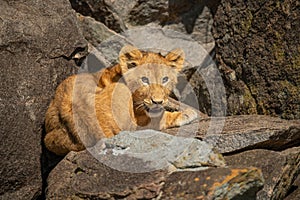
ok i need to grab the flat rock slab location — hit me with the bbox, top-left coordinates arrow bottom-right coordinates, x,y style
165,115 -> 300,153
225,147 -> 300,200
87,130 -> 225,173
46,151 -> 263,200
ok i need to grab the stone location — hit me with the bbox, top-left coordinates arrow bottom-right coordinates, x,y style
46,151 -> 167,199
69,0 -> 127,32
225,147 -> 300,200
213,0 -> 300,119
164,115 -> 300,153
46,141 -> 263,199
76,13 -> 118,47
87,130 -> 225,173
70,0 -> 218,52
162,167 -> 264,200
284,175 -> 300,200
45,115 -> 299,199
0,0 -> 87,199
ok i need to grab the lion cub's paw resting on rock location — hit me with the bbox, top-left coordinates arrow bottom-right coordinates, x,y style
44,45 -> 199,155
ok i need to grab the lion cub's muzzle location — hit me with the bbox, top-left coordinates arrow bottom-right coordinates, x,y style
143,84 -> 169,117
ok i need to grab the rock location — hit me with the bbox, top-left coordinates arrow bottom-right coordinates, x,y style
87,130 -> 225,173
284,175 -> 300,200
46,139 -> 263,199
165,115 -> 300,153
213,0 -> 300,119
162,167 -> 264,200
0,0 -> 87,199
70,0 -> 127,32
46,151 -> 167,199
225,147 -> 300,200
70,0 -> 218,52
76,13 -> 118,47
45,116 -> 299,199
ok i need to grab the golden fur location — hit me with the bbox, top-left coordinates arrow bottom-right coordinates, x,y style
44,46 -> 198,155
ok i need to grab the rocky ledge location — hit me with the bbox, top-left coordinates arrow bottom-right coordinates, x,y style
46,115 -> 300,199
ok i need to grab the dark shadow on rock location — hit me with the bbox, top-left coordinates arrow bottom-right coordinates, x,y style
167,0 -> 221,34
40,124 -> 64,200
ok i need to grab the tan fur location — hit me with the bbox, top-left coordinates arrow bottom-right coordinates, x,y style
44,46 -> 198,155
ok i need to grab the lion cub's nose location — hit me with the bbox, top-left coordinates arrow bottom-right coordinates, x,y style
151,98 -> 163,105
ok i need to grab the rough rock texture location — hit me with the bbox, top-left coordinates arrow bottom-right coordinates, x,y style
284,175 -> 300,200
46,150 -> 263,200
162,167 -> 263,200
225,147 -> 300,200
76,13 -> 118,47
213,0 -> 300,119
87,130 -> 225,173
0,0 -> 87,199
165,115 -> 300,153
46,151 -> 167,199
70,0 -> 217,52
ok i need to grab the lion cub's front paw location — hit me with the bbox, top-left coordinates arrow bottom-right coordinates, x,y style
178,108 -> 199,126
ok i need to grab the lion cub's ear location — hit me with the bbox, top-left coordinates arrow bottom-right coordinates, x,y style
165,48 -> 185,72
119,45 -> 143,73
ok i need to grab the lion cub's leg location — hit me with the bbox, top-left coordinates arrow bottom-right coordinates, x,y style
44,128 -> 85,156
163,108 -> 198,129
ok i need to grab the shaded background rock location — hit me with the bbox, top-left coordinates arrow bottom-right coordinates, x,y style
70,0 -> 218,53
213,0 -> 300,119
0,0 -> 87,199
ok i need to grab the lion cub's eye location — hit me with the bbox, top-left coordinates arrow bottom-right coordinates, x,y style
162,76 -> 169,84
141,76 -> 150,85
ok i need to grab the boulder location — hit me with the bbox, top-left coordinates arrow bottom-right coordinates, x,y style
87,130 -> 225,173
70,0 -> 218,52
46,131 -> 264,199
165,115 -> 300,153
0,0 -> 87,199
213,0 -> 300,119
225,147 -> 300,200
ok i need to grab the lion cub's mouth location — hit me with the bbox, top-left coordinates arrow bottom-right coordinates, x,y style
146,105 -> 164,117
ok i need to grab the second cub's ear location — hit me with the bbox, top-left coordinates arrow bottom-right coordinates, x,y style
165,48 -> 185,72
119,45 -> 143,73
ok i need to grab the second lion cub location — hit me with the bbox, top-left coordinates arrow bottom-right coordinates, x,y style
44,45 -> 198,155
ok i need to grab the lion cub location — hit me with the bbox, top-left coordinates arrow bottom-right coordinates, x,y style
44,46 -> 198,155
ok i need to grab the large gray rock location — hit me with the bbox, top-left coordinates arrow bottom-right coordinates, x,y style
213,0 -> 300,119
0,0 -> 87,199
87,130 -> 225,173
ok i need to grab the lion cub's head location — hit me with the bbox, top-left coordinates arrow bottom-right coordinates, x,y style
119,45 -> 185,117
